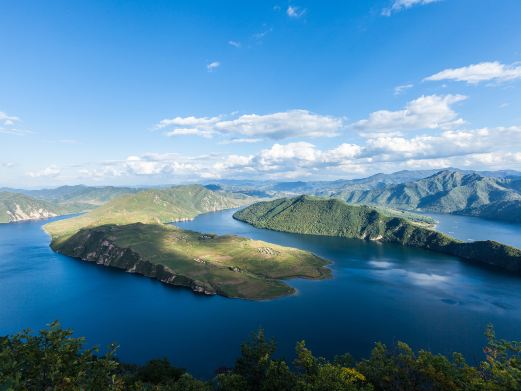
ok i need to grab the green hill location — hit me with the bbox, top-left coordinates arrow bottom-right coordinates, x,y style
0,192 -> 66,223
333,170 -> 521,223
0,185 -> 141,223
234,196 -> 521,273
45,184 -> 251,244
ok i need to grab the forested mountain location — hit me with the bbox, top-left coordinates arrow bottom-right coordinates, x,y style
333,170 -> 521,222
234,196 -> 521,273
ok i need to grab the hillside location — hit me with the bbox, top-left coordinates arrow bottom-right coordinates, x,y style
234,196 -> 521,273
45,184 -> 252,244
0,192 -> 64,223
458,200 -> 521,223
335,170 -> 521,221
0,185 -> 141,223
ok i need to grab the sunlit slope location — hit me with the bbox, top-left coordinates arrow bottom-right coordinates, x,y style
234,196 -> 521,273
51,223 -> 330,299
0,192 -> 64,223
45,184 -> 250,243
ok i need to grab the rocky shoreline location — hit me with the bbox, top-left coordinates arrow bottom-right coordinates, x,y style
51,229 -> 217,296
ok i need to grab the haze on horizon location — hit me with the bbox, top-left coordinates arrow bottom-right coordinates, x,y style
1,0 -> 521,188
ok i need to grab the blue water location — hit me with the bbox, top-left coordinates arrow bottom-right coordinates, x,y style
423,212 -> 521,249
1,211 -> 521,378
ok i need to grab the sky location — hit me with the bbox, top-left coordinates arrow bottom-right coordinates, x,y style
1,0 -> 521,188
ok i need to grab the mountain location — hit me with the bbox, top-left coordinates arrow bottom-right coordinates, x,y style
0,185 -> 142,223
234,196 -> 521,273
0,192 -> 65,223
208,168 -> 521,199
7,185 -> 140,211
334,170 -> 521,221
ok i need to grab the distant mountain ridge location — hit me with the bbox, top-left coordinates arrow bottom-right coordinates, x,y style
334,170 -> 521,223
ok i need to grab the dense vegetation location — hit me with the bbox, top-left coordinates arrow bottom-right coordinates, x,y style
234,196 -> 521,273
49,223 -> 330,299
1,322 -> 520,390
333,170 -> 521,223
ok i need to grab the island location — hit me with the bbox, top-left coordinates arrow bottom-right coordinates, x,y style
44,185 -> 331,299
233,195 -> 521,273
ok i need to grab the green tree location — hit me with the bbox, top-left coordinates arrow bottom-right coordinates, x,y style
234,329 -> 276,390
0,321 -> 123,390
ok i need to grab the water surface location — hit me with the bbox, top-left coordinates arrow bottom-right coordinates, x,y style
1,211 -> 520,378
423,212 -> 521,248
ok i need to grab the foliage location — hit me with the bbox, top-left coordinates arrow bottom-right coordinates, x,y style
234,196 -> 521,273
1,323 -> 520,390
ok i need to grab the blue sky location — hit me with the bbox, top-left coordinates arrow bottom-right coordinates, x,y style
1,0 -> 521,187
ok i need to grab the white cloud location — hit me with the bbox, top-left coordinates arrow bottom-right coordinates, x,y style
27,165 -> 61,178
165,128 -> 215,138
382,0 -> 440,16
219,138 -> 262,144
1,162 -> 15,168
394,83 -> 413,95
0,111 -> 31,136
228,40 -> 241,48
287,5 -> 306,18
206,61 -> 220,72
26,123 -> 521,184
425,61 -> 521,84
0,111 -> 19,126
156,109 -> 344,140
352,94 -> 467,134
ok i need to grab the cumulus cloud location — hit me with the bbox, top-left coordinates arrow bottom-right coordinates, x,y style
424,61 -> 521,84
287,5 -> 306,18
206,61 -> 220,72
156,110 -> 345,140
352,94 -> 466,135
382,0 -> 440,16
31,124 -> 521,183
